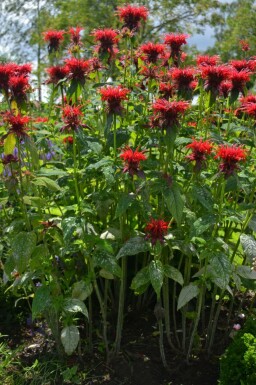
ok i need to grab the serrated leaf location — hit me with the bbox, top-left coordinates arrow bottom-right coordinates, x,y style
131,266 -> 150,291
116,236 -> 150,259
63,298 -> 88,317
190,215 -> 216,237
164,183 -> 184,225
93,249 -> 121,277
236,266 -> 256,280
149,260 -> 164,298
11,232 -> 37,273
177,284 -> 199,310
240,234 -> 256,262
192,186 -> 213,211
32,286 -> 52,320
61,325 -> 80,355
114,193 -> 135,218
4,133 -> 16,155
164,265 -> 184,285
209,253 -> 232,289
72,281 -> 93,301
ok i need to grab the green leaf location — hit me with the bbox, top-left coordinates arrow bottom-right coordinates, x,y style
32,285 -> 52,320
11,232 -> 37,273
61,325 -> 80,355
23,196 -> 46,207
93,249 -> 121,277
149,260 -> 164,298
62,217 -> 77,243
131,266 -> 150,292
192,186 -> 213,211
248,216 -> 256,232
24,136 -> 39,169
37,168 -> 68,177
0,163 -> 4,174
236,266 -> 256,280
32,176 -> 61,191
177,284 -> 199,310
190,215 -> 216,237
163,265 -> 184,285
116,236 -> 150,259
4,133 -> 16,155
63,298 -> 88,318
72,281 -> 93,301
240,234 -> 256,262
164,183 -> 184,225
114,193 -> 135,218
209,253 -> 232,289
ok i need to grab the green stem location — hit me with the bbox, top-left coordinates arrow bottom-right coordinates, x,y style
72,131 -> 81,211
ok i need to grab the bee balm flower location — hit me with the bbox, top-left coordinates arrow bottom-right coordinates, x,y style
215,144 -> 247,177
120,146 -> 147,177
117,4 -> 148,31
145,218 -> 169,245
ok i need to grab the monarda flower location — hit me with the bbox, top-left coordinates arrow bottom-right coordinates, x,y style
151,99 -> 189,130
159,82 -> 174,99
170,67 -> 197,96
117,4 -> 148,31
164,33 -> 189,66
196,55 -> 220,67
215,144 -> 247,177
92,28 -> 119,59
61,105 -> 86,132
46,65 -> 69,84
63,136 -> 74,145
120,146 -> 147,177
43,30 -> 65,53
229,60 -> 250,72
139,42 -> 166,64
99,85 -> 129,115
0,62 -> 17,93
9,75 -> 30,101
186,138 -> 212,171
219,80 -> 232,98
4,113 -> 30,137
239,40 -> 250,52
69,27 -> 83,46
201,65 -> 231,95
65,57 -> 91,83
145,218 -> 169,245
230,69 -> 251,96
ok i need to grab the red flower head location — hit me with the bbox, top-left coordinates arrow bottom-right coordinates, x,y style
229,60 -> 250,72
15,63 -> 32,77
140,65 -> 159,80
1,154 -> 19,165
145,218 -> 169,245
9,75 -> 30,100
186,138 -> 212,171
92,28 -> 119,59
65,57 -> 91,83
120,146 -> 147,177
239,40 -> 250,52
117,4 -> 148,31
63,135 -> 74,144
139,42 -> 166,64
196,55 -> 220,67
99,85 -> 129,115
61,105 -> 85,132
201,65 -> 232,95
151,99 -> 189,130
164,33 -> 189,65
240,101 -> 256,119
69,27 -> 83,46
43,30 -> 65,53
4,113 -> 30,137
159,82 -> 174,99
239,94 -> 256,112
0,62 -> 17,93
230,69 -> 251,95
46,65 -> 69,84
170,67 -> 196,95
219,80 -> 232,98
215,144 -> 247,177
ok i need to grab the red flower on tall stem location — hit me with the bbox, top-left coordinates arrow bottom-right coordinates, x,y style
215,144 -> 247,177
164,33 -> 189,66
9,75 -> 30,100
219,80 -> 232,98
92,28 -> 119,59
186,138 -> 212,171
229,60 -> 250,72
230,69 -> 251,95
43,30 -> 65,53
69,27 -> 83,46
4,113 -> 30,137
139,42 -> 166,64
0,63 -> 17,93
65,57 -> 91,83
239,40 -> 250,52
159,82 -> 174,99
99,85 -> 129,115
120,146 -> 147,177
15,64 -> 32,77
117,4 -> 148,31
145,218 -> 169,245
151,99 -> 189,130
46,65 -> 69,84
61,105 -> 86,132
196,55 -> 220,67
201,65 -> 232,95
170,67 -> 197,94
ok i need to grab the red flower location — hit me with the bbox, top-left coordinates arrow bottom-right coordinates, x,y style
99,85 -> 129,114
120,146 -> 147,177
219,80 -> 232,98
186,138 -> 212,171
0,62 -> 17,93
61,105 -> 85,132
170,67 -> 196,94
34,117 -> 48,123
164,33 -> 189,65
229,60 -> 250,72
65,57 -> 91,83
240,102 -> 256,119
159,82 -> 174,99
145,218 -> 169,245
239,40 -> 250,52
46,65 -> 69,84
215,144 -> 247,177
230,69 -> 251,95
139,42 -> 166,64
69,27 -> 83,46
92,29 -> 119,59
201,65 -> 231,95
151,99 -> 189,130
117,4 -> 148,31
15,63 -> 32,77
196,55 -> 220,67
9,75 -> 30,100
43,30 -> 65,53
239,94 -> 256,107
140,65 -> 159,80
4,113 -> 30,137
63,136 -> 74,144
